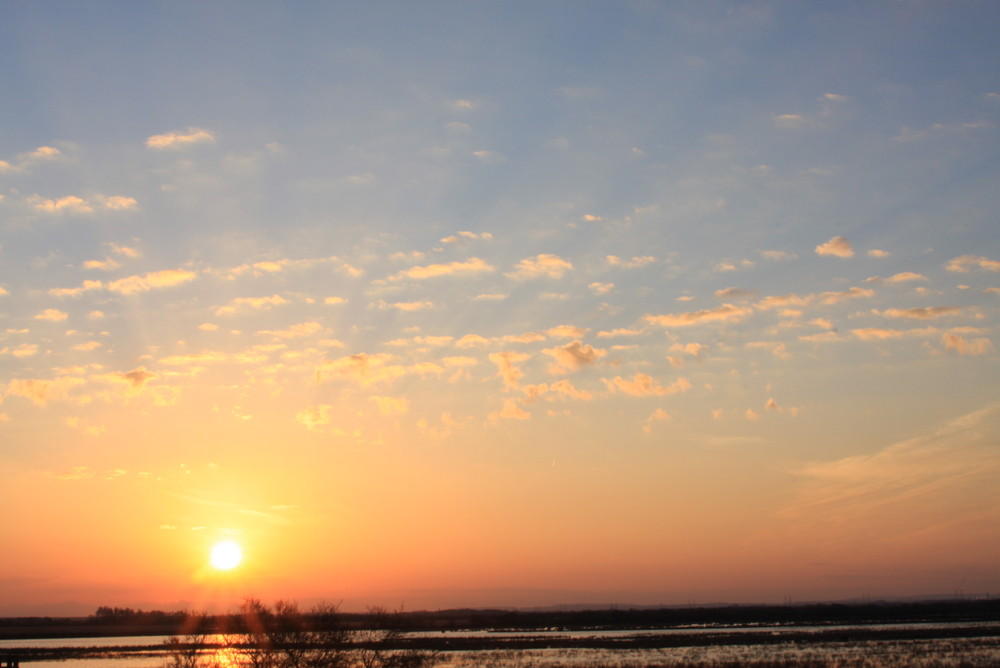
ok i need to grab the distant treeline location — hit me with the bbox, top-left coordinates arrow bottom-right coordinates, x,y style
3,598 -> 1000,640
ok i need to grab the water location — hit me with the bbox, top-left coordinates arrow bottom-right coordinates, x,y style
4,622 -> 1000,667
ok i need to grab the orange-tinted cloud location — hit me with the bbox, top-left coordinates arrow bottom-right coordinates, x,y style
645,304 -> 753,328
815,236 -> 854,258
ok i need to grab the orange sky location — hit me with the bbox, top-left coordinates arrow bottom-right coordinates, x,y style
2,2 -> 999,615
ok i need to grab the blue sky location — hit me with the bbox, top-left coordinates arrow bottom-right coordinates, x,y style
1,1 -> 999,614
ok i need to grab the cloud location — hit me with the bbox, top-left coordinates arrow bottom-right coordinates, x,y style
120,367 -> 157,388
597,327 -> 642,339
546,325 -> 588,338
815,236 -> 854,258
643,408 -> 671,433
488,351 -> 531,390
488,398 -> 530,421
543,340 -> 606,373
370,395 -> 410,416
29,194 -> 137,214
670,342 -> 706,360
108,269 -> 197,294
30,195 -> 93,214
760,250 -> 796,261
316,353 -> 442,387
603,373 -> 691,397
645,304 -> 753,328
868,249 -> 890,258
884,272 -> 927,284
216,294 -> 289,315
779,405 -> 1000,551
393,257 -> 494,280
440,230 -> 494,244
755,293 -> 811,310
946,255 -> 1000,273
941,333 -> 994,356
49,280 -> 103,297
378,300 -> 434,311
296,404 -> 333,431
818,287 -> 874,304
34,308 -> 68,321
606,255 -> 656,269
256,321 -> 324,339
506,254 -> 573,280
851,327 -> 935,341
108,243 -> 140,258
5,377 -> 85,405
523,379 -> 593,402
589,282 -> 614,295
1,344 -> 39,358
456,334 -> 491,348
472,150 -> 504,164
880,306 -> 960,320
714,287 -> 756,299
772,113 -> 810,129
746,341 -> 790,359
84,259 -> 119,271
145,127 -> 216,150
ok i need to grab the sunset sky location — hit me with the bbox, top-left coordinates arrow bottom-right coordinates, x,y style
2,1 -> 999,616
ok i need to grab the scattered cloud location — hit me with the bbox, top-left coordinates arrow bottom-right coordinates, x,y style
392,257 -> 494,280
880,306 -> 961,320
108,269 -> 197,294
815,236 -> 854,258
296,404 -> 333,431
603,373 -> 691,397
941,332 -> 994,356
506,254 -> 573,280
145,127 -> 216,150
946,255 -> 1000,273
884,272 -> 928,284
543,340 -> 606,373
489,351 -> 531,390
488,398 -> 530,421
34,308 -> 68,322
645,304 -> 753,328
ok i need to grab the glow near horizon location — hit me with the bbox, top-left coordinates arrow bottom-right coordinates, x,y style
0,1 -> 999,615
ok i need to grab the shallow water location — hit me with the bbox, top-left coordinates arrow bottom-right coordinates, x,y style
4,623 -> 1000,667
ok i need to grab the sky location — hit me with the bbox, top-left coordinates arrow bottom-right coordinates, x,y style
1,1 -> 999,616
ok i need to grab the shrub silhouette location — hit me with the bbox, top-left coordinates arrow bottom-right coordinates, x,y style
164,599 -> 434,668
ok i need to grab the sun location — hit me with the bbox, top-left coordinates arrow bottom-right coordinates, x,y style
210,540 -> 243,570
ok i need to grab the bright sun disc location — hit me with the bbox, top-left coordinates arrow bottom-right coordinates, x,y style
210,540 -> 243,570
